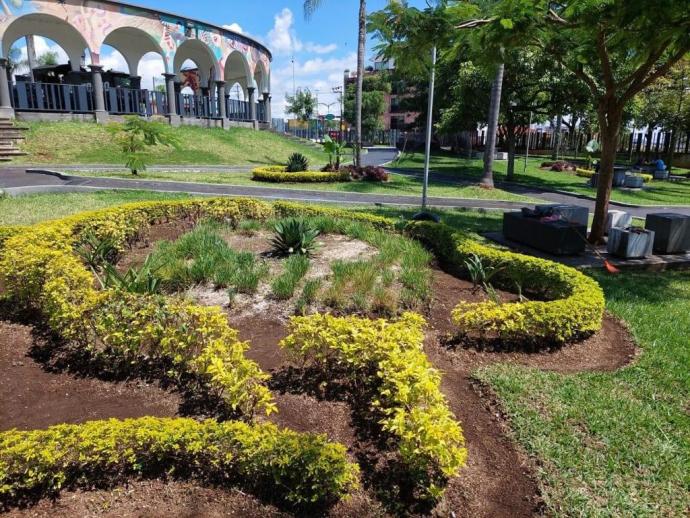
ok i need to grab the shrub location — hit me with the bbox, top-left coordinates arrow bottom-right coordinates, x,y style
270,255 -> 310,300
550,161 -> 576,172
407,221 -> 604,345
0,417 -> 359,509
576,168 -> 595,178
345,165 -> 390,182
0,199 -> 277,417
273,202 -> 396,230
252,167 -> 350,183
270,218 -> 320,256
281,312 -> 467,499
286,153 -> 310,173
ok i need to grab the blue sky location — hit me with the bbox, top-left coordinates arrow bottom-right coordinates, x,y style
12,0 -> 428,117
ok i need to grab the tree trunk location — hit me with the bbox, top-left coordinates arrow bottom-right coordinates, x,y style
644,127 -> 653,162
481,62 -> 504,188
666,129 -> 678,170
354,0 -> 366,167
551,113 -> 562,160
589,106 -> 623,244
26,35 -> 37,83
506,120 -> 516,181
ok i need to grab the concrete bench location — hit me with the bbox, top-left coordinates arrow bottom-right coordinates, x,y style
645,213 -> 690,254
503,211 -> 587,255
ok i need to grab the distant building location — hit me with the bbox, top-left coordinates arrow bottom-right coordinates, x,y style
343,59 -> 419,131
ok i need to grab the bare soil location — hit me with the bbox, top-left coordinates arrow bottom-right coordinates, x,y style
0,222 -> 639,517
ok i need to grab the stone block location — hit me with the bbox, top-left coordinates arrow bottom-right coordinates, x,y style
607,227 -> 654,258
606,210 -> 632,234
645,213 -> 690,254
536,204 -> 589,226
503,211 -> 587,255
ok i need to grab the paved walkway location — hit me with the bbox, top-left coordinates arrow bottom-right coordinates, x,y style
2,155 -> 689,218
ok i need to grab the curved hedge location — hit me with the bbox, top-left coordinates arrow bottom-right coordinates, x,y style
407,221 -> 604,345
281,312 -> 467,498
0,417 -> 359,508
252,166 -> 350,183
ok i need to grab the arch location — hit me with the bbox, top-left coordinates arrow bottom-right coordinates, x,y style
1,13 -> 89,72
227,81 -> 246,101
173,38 -> 219,89
224,50 -> 252,95
101,26 -> 169,76
253,59 -> 269,94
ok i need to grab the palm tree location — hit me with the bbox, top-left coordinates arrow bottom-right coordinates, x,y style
304,0 -> 366,167
481,62 -> 504,188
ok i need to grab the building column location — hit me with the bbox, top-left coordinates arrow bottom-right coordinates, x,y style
89,64 -> 108,124
248,86 -> 257,129
0,59 -> 15,119
263,92 -> 271,126
163,73 -> 180,126
216,80 -> 228,128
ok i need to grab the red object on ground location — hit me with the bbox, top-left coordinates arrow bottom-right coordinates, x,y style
604,260 -> 621,274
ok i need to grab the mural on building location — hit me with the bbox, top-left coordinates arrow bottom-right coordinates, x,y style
0,0 -> 270,91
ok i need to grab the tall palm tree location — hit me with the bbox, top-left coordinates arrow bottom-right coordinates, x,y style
481,62 -> 504,188
304,0 -> 366,167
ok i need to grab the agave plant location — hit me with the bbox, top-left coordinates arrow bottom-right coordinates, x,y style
101,255 -> 162,294
270,219 -> 320,256
286,153 -> 310,173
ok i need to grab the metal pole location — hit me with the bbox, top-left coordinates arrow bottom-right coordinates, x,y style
422,46 -> 437,210
523,110 -> 533,174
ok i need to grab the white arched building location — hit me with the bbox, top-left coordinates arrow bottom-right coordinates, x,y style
0,0 -> 272,128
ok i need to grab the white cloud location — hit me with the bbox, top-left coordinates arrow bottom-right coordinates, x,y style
304,42 -> 338,55
266,8 -> 336,57
223,23 -> 244,34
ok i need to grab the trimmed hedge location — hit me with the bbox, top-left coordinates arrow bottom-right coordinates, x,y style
0,417 -> 359,508
0,198 -> 277,417
252,166 -> 350,183
274,201 -> 397,230
407,222 -> 604,344
281,312 -> 467,498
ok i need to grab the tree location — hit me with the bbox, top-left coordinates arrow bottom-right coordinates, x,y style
285,89 -> 316,122
107,116 -> 180,175
37,51 -> 58,66
474,0 -> 690,243
343,74 -> 390,136
304,0 -> 367,166
481,62 -> 504,188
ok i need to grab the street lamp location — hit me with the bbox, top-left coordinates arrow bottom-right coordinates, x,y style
332,85 -> 344,142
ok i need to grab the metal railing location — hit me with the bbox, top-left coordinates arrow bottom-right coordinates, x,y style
12,81 -> 93,112
10,82 -> 261,123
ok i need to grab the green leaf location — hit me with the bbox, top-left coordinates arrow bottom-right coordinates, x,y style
499,18 -> 514,30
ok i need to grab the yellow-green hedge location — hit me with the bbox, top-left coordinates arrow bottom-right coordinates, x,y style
273,201 -> 396,230
281,312 -> 466,499
0,417 -> 359,508
407,222 -> 604,344
252,166 -> 350,183
0,198 -> 277,417
576,168 -> 652,183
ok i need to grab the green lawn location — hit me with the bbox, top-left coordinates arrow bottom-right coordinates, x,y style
14,121 -> 328,166
394,152 -> 690,206
475,270 -> 690,517
0,190 -> 190,226
61,169 -> 535,203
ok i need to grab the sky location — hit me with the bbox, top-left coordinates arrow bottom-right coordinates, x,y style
10,0 -> 428,118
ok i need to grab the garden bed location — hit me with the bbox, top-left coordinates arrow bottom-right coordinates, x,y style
0,199 -> 639,517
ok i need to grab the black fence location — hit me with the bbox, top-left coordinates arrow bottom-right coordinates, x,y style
10,81 -> 267,123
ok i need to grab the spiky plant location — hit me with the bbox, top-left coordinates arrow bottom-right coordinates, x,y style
286,153 -> 310,172
270,218 -> 320,256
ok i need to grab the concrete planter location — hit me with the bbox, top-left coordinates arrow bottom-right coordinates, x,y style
503,212 -> 587,255
607,228 -> 655,258
653,169 -> 669,180
606,210 -> 632,235
645,213 -> 690,254
613,169 -> 628,187
624,175 -> 644,188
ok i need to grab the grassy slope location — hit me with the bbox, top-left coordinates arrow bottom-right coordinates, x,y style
62,169 -> 534,203
394,152 -> 690,206
14,121 -> 328,166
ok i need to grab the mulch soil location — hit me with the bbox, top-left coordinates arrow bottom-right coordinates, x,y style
1,222 -> 639,517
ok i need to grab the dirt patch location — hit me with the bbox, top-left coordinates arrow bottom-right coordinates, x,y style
116,220 -> 195,272
3,480 -> 290,518
0,321 -> 180,432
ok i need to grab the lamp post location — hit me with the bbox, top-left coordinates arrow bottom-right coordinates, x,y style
332,85 -> 344,143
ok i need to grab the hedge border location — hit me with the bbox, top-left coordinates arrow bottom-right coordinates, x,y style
252,166 -> 350,183
0,417 -> 359,509
281,312 -> 467,499
407,221 -> 604,344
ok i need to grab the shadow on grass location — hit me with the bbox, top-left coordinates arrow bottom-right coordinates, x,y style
589,269 -> 690,305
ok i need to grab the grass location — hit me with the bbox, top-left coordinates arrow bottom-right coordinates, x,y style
150,222 -> 268,294
473,271 -> 690,516
0,190 -> 190,226
270,254 -> 310,300
393,151 -> 690,206
14,121 -> 328,166
62,168 -> 535,203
